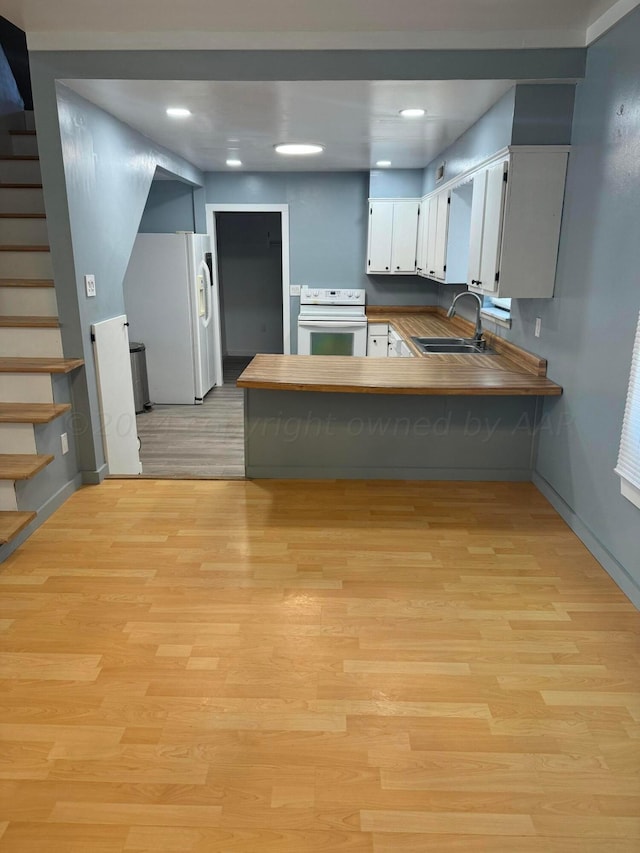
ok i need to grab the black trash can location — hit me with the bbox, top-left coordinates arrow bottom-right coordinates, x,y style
129,342 -> 152,414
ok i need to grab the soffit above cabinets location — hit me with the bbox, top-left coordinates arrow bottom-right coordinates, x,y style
61,79 -> 516,172
4,0 -> 627,48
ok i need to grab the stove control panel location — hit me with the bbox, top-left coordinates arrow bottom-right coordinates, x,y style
300,287 -> 366,306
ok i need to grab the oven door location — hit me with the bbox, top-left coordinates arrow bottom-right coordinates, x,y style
297,320 -> 367,356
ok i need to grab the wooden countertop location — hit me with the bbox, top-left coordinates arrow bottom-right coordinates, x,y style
237,307 -> 562,397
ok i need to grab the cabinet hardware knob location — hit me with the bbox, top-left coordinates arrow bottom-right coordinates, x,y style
385,266 -> 389,270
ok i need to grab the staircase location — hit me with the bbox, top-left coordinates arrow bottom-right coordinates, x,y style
0,112 -> 83,549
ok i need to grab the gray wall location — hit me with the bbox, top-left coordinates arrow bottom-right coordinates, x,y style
139,179 -> 197,233
370,168 -> 423,198
217,212 -> 284,356
506,8 -> 640,605
422,87 -> 515,194
29,78 -> 204,479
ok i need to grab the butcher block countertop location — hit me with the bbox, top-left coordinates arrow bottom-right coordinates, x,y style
237,307 -> 563,397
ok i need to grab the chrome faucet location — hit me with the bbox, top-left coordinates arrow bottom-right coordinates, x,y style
447,291 -> 484,343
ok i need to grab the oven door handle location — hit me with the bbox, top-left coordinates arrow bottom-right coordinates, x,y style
298,320 -> 365,329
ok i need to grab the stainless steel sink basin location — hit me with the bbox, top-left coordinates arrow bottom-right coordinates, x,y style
411,336 -> 497,355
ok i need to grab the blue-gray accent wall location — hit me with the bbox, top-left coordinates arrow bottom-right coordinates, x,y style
369,169 -> 423,198
139,179 -> 197,233
506,8 -> 640,605
28,78 -> 204,480
205,171 -> 439,352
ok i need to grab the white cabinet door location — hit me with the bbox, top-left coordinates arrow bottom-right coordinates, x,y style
368,335 -> 388,357
433,191 -> 450,280
416,199 -> 430,276
425,195 -> 439,278
367,202 -> 394,273
467,170 -> 487,289
390,201 -> 419,273
478,161 -> 508,294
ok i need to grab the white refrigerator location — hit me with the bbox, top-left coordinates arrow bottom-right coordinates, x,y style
123,233 -> 223,404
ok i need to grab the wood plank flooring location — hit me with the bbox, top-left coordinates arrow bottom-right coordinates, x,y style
0,479 -> 638,852
135,358 -> 249,479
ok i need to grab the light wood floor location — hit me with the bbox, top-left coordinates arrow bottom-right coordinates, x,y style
135,358 -> 249,479
0,479 -> 639,852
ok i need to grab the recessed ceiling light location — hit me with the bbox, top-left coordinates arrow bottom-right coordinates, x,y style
376,160 -> 392,167
275,143 -> 325,156
226,159 -> 243,167
399,108 -> 425,118
166,107 -> 192,118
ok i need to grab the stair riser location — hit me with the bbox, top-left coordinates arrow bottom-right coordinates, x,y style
0,252 -> 53,279
0,424 -> 36,454
0,482 -> 18,512
0,188 -> 45,214
0,219 -> 49,245
0,160 -> 41,183
0,329 -> 63,358
0,287 -> 58,317
10,136 -> 38,157
0,374 -> 53,404
24,113 -> 36,132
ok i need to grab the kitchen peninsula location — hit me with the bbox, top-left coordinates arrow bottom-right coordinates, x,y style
237,308 -> 562,480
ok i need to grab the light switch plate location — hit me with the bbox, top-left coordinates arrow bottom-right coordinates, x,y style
290,284 -> 301,297
60,432 -> 69,454
535,318 -> 542,338
85,274 -> 96,297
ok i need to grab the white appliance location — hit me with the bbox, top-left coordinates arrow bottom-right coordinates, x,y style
297,287 -> 367,356
123,233 -> 223,404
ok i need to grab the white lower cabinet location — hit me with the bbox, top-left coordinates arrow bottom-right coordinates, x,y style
367,322 -> 389,357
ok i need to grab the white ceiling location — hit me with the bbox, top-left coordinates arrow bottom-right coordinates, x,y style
2,0 -> 629,49
63,79 -> 517,172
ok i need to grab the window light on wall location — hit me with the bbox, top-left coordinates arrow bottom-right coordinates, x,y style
615,309 -> 640,510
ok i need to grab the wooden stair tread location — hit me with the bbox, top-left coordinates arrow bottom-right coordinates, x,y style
0,403 -> 71,424
0,454 -> 54,480
0,316 -> 59,328
0,183 -> 43,189
0,279 -> 54,288
0,357 -> 83,374
0,511 -> 36,545
0,155 -> 39,161
0,245 -> 49,252
0,214 -> 46,219
9,130 -> 36,136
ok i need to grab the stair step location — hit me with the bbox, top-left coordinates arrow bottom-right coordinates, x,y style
0,279 -> 54,288
0,403 -> 71,424
0,213 -> 46,219
0,156 -> 39,161
0,316 -> 60,328
0,510 -> 36,545
9,131 -> 36,136
0,454 -> 54,480
0,245 -> 49,252
0,357 -> 83,374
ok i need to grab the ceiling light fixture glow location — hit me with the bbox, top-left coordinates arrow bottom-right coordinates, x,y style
399,108 -> 425,118
275,143 -> 325,156
166,107 -> 192,118
226,159 -> 243,167
376,160 -> 392,167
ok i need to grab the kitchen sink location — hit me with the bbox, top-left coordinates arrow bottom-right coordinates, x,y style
411,336 -> 497,355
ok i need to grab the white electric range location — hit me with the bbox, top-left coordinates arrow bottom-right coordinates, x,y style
297,286 -> 367,356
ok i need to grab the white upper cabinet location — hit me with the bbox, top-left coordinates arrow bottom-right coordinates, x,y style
433,191 -> 450,281
468,149 -> 569,299
367,200 -> 419,275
